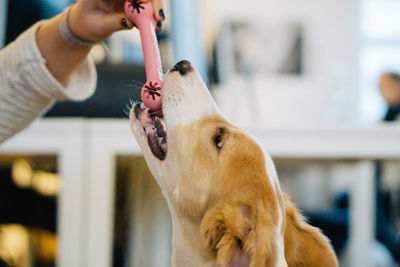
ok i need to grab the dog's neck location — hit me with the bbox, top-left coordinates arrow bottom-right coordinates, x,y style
168,206 -> 214,267
171,227 -> 214,267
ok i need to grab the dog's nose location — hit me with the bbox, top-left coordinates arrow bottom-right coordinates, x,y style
171,60 -> 193,75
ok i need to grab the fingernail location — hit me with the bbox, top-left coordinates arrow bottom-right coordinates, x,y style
156,21 -> 162,30
121,18 -> 129,28
159,9 -> 166,19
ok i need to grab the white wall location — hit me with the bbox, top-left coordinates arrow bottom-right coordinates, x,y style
208,0 -> 360,127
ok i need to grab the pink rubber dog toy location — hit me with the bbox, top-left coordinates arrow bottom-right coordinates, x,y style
125,0 -> 163,113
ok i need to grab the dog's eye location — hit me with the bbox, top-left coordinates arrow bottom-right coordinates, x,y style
214,128 -> 225,150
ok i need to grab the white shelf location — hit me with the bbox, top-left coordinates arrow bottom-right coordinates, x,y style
1,118 -> 400,267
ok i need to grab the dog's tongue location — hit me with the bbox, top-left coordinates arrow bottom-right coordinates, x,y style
152,116 -> 166,138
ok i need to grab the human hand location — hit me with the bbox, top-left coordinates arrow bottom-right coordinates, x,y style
68,0 -> 165,43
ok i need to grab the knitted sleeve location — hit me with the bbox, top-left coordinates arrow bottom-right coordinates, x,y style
0,20 -> 97,144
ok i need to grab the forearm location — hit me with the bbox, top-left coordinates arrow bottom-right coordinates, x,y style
0,21 -> 96,144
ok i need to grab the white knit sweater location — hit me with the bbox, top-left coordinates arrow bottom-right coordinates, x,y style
0,21 -> 97,144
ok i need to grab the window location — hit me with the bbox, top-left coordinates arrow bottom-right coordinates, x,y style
359,0 -> 400,123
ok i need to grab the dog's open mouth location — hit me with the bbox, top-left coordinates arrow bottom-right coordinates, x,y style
134,103 -> 167,160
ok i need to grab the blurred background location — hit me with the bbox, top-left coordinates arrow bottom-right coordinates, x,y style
0,0 -> 399,266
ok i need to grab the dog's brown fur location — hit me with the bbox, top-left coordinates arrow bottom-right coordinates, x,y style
283,194 -> 338,267
164,116 -> 338,267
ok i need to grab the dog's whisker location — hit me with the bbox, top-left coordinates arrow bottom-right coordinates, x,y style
130,79 -> 146,86
131,78 -> 144,83
127,82 -> 143,87
122,104 -> 131,118
127,84 -> 143,91
130,99 -> 139,109
127,84 -> 142,88
122,99 -> 140,118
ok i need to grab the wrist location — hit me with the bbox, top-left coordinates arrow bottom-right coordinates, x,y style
59,5 -> 96,50
68,4 -> 98,44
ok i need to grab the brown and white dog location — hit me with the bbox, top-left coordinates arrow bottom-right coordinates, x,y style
130,60 -> 338,267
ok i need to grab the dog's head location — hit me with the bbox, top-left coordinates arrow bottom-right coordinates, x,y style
130,60 -> 286,266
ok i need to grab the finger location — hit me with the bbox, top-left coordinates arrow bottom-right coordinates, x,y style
155,21 -> 162,32
104,12 -> 135,34
119,14 -> 136,30
151,0 -> 165,21
121,17 -> 136,29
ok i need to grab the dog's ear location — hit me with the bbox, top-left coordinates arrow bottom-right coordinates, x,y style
201,203 -> 282,267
